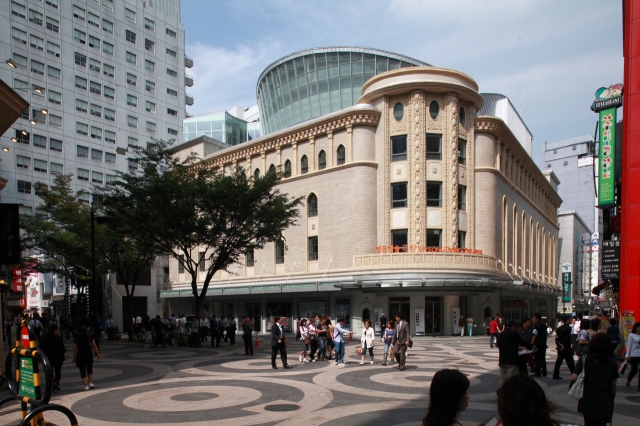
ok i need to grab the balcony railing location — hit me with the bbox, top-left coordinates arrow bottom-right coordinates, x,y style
185,74 -> 193,87
184,55 -> 193,68
185,94 -> 194,106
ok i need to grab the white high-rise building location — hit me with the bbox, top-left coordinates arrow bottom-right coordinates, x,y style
1,0 -> 191,210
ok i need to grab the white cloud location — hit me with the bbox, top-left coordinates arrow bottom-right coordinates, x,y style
186,39 -> 285,115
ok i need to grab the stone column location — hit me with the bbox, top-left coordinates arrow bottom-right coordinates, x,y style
246,156 -> 251,174
261,151 -> 266,174
292,142 -> 298,175
445,92 -> 459,247
346,125 -> 353,162
276,147 -> 282,168
410,90 -> 425,246
327,131 -> 334,166
309,136 -> 315,171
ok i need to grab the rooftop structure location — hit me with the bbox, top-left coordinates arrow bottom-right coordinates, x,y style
478,93 -> 533,156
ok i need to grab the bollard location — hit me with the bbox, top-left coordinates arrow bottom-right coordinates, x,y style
254,335 -> 260,348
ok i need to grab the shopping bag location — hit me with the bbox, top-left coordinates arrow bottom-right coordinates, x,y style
389,345 -> 395,359
619,359 -> 628,375
568,356 -> 586,400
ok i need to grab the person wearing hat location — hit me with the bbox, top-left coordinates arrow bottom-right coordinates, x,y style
497,320 -> 532,385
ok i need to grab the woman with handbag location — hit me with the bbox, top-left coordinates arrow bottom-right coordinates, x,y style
570,333 -> 618,426
299,318 -> 310,363
625,321 -> 640,390
359,319 -> 375,365
383,320 -> 395,365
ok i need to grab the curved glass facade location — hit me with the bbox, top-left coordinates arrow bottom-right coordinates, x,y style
257,47 -> 430,135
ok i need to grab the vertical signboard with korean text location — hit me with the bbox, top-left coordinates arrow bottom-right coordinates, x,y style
591,84 -> 623,207
562,263 -> 572,303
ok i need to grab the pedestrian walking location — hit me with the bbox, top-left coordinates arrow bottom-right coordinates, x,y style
295,317 -> 301,341
489,316 -> 498,348
333,317 -> 351,366
382,321 -> 395,365
624,321 -> 640,390
170,314 -> 177,328
497,374 -> 562,426
105,315 -> 116,342
485,314 -> 492,336
326,318 -> 335,360
421,369 -> 469,426
189,315 -> 200,347
359,319 -> 375,365
299,318 -> 310,363
379,312 -> 387,337
316,317 -> 329,361
497,320 -> 531,385
531,313 -> 548,377
150,315 -> 166,347
271,316 -> 291,369
39,324 -> 66,392
552,319 -> 575,379
210,314 -> 220,348
570,333 -> 619,426
607,317 -> 621,353
222,315 -> 230,343
577,319 -> 592,356
570,317 -> 580,355
228,316 -> 237,345
72,326 -> 101,391
200,316 -> 210,342
392,313 -> 410,371
242,315 -> 254,355
466,314 -> 474,337
142,315 -> 153,348
458,315 -> 465,336
307,320 -> 319,361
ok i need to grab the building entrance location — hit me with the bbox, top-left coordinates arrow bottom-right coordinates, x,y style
425,297 -> 443,335
389,297 -> 410,321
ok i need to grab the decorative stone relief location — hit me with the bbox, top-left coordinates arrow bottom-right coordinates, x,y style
410,90 -> 425,246
392,210 -> 407,228
308,262 -> 319,272
389,95 -> 409,134
384,97 -> 391,246
446,92 -> 459,247
458,165 -> 467,186
427,162 -> 442,180
308,218 -> 319,236
391,164 -> 407,181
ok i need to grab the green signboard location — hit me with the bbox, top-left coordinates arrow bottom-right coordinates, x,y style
591,83 -> 622,208
562,272 -> 572,303
19,357 -> 37,399
598,107 -> 617,206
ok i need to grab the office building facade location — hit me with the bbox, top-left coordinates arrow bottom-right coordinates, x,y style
1,0 -> 190,319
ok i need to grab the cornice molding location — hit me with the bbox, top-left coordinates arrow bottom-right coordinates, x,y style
474,116 -> 562,206
199,108 -> 381,169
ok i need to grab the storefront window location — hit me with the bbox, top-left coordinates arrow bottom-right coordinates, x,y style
299,301 -> 326,320
335,299 -> 351,331
267,301 -> 292,331
238,301 -> 262,332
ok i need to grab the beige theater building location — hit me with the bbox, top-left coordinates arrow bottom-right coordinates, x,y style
163,48 -> 562,336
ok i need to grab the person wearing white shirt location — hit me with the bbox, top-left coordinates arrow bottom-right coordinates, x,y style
570,317 -> 581,355
105,315 -> 117,342
625,321 -> 640,390
359,319 -> 375,365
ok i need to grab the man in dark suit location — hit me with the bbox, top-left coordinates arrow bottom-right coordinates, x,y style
379,313 -> 387,337
531,313 -> 548,377
392,313 -> 410,371
497,320 -> 532,385
271,316 -> 291,369
552,319 -> 575,379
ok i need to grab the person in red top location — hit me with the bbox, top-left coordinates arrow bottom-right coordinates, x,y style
490,315 -> 499,348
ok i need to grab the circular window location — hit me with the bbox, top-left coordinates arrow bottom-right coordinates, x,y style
429,101 -> 439,120
393,102 -> 404,121
459,107 -> 466,125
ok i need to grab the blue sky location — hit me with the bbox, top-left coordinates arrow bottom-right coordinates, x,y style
181,0 -> 623,164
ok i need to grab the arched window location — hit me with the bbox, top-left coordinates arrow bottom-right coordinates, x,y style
308,193 -> 318,217
268,164 -> 276,175
301,155 -> 308,174
318,150 -> 326,170
284,160 -> 291,178
362,308 -> 370,322
254,168 -> 260,180
337,145 -> 345,165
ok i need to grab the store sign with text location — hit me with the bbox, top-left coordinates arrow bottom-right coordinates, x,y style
591,84 -> 623,207
561,263 -> 572,303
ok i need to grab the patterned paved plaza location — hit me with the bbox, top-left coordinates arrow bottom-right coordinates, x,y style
1,337 -> 638,425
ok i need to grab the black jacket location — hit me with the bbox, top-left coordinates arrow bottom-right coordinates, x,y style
497,328 -> 531,366
532,321 -> 548,348
40,334 -> 66,366
555,323 -> 572,350
271,322 -> 284,347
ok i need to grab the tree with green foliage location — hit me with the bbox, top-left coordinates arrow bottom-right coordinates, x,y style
99,140 -> 302,315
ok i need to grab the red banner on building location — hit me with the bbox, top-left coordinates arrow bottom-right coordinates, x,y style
11,266 -> 24,293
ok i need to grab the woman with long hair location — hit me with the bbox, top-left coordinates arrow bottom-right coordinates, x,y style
299,318 -> 310,363
422,369 -> 469,426
73,326 -> 101,391
382,320 -> 395,365
497,374 -> 560,426
359,319 -> 375,365
325,318 -> 335,360
625,321 -> 640,390
571,332 -> 618,425
39,324 -> 66,392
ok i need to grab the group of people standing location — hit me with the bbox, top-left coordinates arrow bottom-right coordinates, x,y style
271,313 -> 412,371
